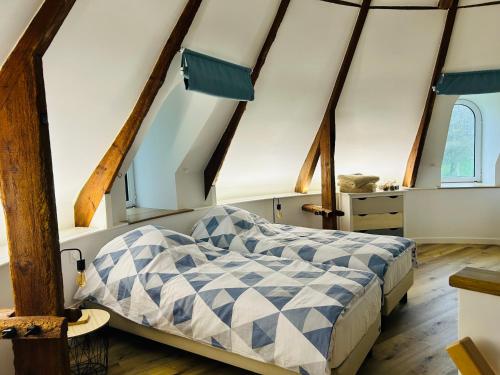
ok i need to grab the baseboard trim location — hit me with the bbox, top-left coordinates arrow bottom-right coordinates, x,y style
412,237 -> 500,245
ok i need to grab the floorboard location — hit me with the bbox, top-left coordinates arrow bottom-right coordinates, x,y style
107,244 -> 500,374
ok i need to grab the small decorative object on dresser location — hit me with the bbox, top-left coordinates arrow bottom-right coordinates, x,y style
68,309 -> 110,375
337,174 -> 380,193
338,190 -> 405,237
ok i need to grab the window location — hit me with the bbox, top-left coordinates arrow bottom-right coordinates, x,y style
125,165 -> 136,208
441,99 -> 482,183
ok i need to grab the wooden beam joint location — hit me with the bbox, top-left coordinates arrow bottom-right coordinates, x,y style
0,312 -> 67,340
302,204 -> 344,218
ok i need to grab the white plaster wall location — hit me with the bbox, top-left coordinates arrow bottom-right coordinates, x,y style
405,188 -> 500,244
133,84 -> 217,209
416,95 -> 458,187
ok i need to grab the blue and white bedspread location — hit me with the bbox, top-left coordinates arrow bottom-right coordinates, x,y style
75,225 -> 378,375
192,205 -> 417,285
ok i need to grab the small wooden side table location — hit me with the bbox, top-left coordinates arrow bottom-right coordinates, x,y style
68,309 -> 111,375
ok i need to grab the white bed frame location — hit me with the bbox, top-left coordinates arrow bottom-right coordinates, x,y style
87,302 -> 381,375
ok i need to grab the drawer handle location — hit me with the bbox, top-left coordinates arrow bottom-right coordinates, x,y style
388,196 -> 399,199
389,212 -> 399,215
358,214 -> 368,217
356,198 -> 367,201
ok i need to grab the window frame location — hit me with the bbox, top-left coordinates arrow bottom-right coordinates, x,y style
125,164 -> 137,208
441,99 -> 482,184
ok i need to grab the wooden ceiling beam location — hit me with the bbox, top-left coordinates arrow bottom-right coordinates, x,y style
438,0 -> 455,9
294,0 -> 371,195
0,1 -> 76,373
74,0 -> 202,227
203,0 -> 291,198
402,0 -> 459,187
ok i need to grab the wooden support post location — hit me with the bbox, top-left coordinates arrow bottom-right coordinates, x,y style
203,0 -> 291,198
402,0 -> 459,187
295,0 -> 371,229
0,1 -> 76,373
295,131 -> 321,194
74,0 -> 203,227
0,53 -> 70,375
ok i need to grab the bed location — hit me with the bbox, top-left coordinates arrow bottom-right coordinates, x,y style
191,205 -> 416,315
76,225 -> 381,375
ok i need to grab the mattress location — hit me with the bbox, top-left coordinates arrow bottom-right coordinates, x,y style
331,278 -> 381,368
380,245 -> 412,295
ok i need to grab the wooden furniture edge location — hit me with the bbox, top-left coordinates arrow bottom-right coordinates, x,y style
447,337 -> 496,375
449,267 -> 500,297
126,208 -> 194,224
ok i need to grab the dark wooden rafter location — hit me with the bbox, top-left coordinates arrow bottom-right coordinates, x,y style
74,0 -> 202,227
203,0 -> 291,198
295,0 -> 371,229
402,0 -> 459,187
295,0 -> 371,195
438,0 -> 454,9
0,0 -> 76,373
321,0 -> 499,9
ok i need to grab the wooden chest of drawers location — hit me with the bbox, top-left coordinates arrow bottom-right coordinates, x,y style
338,191 -> 406,236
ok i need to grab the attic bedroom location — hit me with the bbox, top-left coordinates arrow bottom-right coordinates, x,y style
0,0 -> 499,374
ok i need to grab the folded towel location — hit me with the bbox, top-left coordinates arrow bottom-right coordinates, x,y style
338,182 -> 377,193
338,174 -> 379,189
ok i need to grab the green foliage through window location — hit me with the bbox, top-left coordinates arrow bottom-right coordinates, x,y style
441,104 -> 476,179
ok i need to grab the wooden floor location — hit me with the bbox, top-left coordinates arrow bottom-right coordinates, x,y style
108,244 -> 500,375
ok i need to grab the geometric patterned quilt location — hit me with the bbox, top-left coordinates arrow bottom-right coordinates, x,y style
192,205 -> 416,285
74,225 -> 378,375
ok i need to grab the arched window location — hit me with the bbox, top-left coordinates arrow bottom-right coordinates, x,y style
441,99 -> 482,183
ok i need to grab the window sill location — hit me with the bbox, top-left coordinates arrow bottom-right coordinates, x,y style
218,191 -> 321,205
126,207 -> 193,224
440,182 -> 499,189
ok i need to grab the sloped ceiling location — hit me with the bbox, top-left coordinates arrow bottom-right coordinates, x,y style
1,0 -> 500,232
41,0 -> 278,228
216,1 -> 358,199
216,2 -> 445,199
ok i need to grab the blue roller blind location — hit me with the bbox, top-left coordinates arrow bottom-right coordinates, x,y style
181,49 -> 254,101
435,69 -> 500,95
